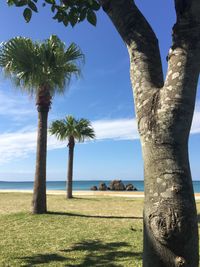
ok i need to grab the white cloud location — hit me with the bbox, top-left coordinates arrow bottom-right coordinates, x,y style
0,90 -> 34,120
191,102 -> 200,134
0,127 -> 66,164
0,106 -> 199,164
0,130 -> 37,164
92,118 -> 139,140
191,111 -> 200,134
0,118 -> 138,165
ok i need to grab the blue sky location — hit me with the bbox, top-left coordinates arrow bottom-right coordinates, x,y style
0,1 -> 199,181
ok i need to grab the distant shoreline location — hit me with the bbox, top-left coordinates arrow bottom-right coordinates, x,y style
0,181 -> 145,183
0,179 -> 200,183
0,180 -> 199,193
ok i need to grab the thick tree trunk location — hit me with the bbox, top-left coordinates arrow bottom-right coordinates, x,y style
32,108 -> 48,214
100,0 -> 199,266
67,136 -> 75,199
142,142 -> 198,267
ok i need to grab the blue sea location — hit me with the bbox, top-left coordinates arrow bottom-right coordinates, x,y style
0,180 -> 199,193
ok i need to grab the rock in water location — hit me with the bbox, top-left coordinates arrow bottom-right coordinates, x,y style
90,186 -> 98,191
109,180 -> 125,191
125,183 -> 138,191
98,182 -> 107,191
125,184 -> 134,191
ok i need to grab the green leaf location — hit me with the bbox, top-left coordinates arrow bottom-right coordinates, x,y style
68,8 -> 79,27
87,9 -> 96,26
79,8 -> 87,22
7,0 -> 15,6
15,0 -> 28,7
28,1 -> 38,12
91,1 -> 100,11
7,0 -> 100,28
51,4 -> 56,12
53,11 -> 64,22
65,0 -> 74,7
63,16 -> 68,27
16,0 -> 28,7
23,8 -> 32,22
45,0 -> 55,4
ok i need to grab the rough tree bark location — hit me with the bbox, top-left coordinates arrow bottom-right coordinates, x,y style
99,0 -> 200,266
32,86 -> 51,214
67,136 -> 75,199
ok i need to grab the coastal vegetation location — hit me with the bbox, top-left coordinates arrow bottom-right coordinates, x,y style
0,36 -> 84,214
49,116 -> 95,199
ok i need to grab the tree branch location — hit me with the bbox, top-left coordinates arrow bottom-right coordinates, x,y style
99,0 -> 164,91
165,0 -> 200,88
99,0 -> 164,130
174,0 -> 200,25
161,0 -> 200,137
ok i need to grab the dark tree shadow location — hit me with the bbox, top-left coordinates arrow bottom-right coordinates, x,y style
47,211 -> 143,220
18,240 -> 142,267
68,197 -> 100,201
62,240 -> 142,267
19,253 -> 68,267
197,214 -> 200,223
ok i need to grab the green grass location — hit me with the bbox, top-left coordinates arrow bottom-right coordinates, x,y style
0,193 -> 199,267
0,193 -> 143,267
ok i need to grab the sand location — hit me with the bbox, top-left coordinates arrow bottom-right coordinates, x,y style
0,189 -> 200,200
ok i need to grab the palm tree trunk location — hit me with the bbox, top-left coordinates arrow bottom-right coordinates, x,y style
67,136 -> 75,199
33,85 -> 51,214
32,109 -> 48,214
32,99 -> 50,215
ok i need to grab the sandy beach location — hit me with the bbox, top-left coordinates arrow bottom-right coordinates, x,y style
0,189 -> 200,200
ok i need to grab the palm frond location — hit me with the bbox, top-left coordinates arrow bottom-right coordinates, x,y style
0,35 -> 84,97
49,115 -> 95,143
0,37 -> 40,94
65,43 -> 85,63
49,120 -> 67,141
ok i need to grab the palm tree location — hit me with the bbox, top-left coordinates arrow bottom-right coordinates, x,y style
49,115 -> 95,199
0,35 -> 84,213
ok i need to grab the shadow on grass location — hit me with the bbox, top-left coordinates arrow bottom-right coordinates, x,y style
62,240 -> 142,267
61,197 -> 100,201
19,240 -> 142,267
198,214 -> 200,223
72,197 -> 100,201
47,211 -> 143,220
20,253 -> 68,267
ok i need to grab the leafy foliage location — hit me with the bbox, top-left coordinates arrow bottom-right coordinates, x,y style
7,0 -> 101,27
49,115 -> 95,143
0,35 -> 84,96
23,7 -> 32,22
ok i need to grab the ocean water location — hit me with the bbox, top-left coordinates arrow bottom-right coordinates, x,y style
0,180 -> 199,193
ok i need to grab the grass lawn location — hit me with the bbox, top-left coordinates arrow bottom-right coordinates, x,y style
0,193 -> 199,267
